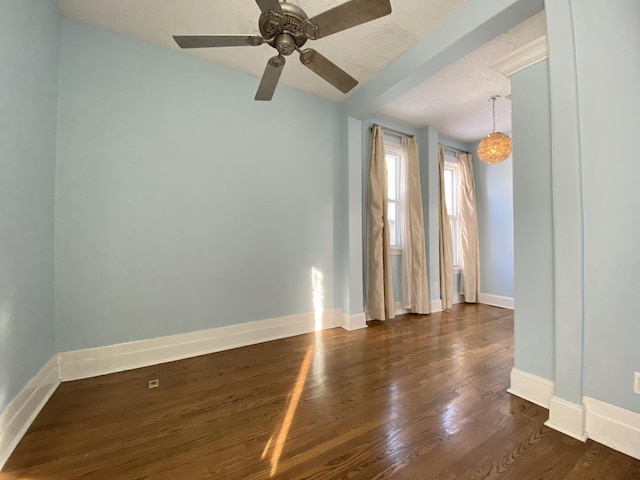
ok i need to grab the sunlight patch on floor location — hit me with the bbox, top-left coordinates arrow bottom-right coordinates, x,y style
261,344 -> 315,477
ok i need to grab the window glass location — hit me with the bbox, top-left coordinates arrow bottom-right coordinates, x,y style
384,145 -> 402,247
387,202 -> 397,246
444,168 -> 453,216
444,157 -> 460,267
387,155 -> 397,201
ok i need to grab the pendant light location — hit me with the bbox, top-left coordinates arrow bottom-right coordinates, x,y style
477,95 -> 512,164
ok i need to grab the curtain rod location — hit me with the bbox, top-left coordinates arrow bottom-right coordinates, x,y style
440,143 -> 469,155
370,123 -> 415,138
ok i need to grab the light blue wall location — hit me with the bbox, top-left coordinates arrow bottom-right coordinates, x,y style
545,0 -> 586,407
55,21 -> 343,351
471,144 -> 514,298
440,137 -> 469,153
510,60 -> 554,380
0,0 -> 61,412
341,117 -> 362,316
332,125 -> 346,319
572,0 -> 640,412
418,127 -> 440,301
539,0 -> 640,413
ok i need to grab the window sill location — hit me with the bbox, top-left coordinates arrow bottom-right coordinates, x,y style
390,247 -> 402,256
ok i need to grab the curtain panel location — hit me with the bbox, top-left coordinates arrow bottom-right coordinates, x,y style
458,152 -> 480,303
367,126 -> 395,320
438,145 -> 454,310
400,137 -> 430,314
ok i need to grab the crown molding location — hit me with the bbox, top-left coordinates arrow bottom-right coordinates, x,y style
491,35 -> 548,77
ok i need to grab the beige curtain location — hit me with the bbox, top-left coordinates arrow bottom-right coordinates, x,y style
438,145 -> 454,310
400,137 -> 430,314
367,126 -> 395,320
458,152 -> 480,302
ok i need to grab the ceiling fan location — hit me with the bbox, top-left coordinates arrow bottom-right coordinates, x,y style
173,0 -> 392,101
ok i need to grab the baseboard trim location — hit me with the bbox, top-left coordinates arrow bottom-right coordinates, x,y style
507,368 -> 554,408
478,293 -> 514,309
59,309 -> 342,381
545,396 -> 587,441
584,396 -> 640,460
430,299 -> 443,313
378,301 -> 442,318
453,293 -> 464,305
342,312 -> 367,331
0,356 -> 60,470
508,368 -> 640,458
394,301 -> 408,316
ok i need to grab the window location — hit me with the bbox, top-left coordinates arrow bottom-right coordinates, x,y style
443,156 -> 460,268
385,142 -> 403,248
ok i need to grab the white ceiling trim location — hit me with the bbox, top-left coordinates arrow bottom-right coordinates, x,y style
491,35 -> 548,77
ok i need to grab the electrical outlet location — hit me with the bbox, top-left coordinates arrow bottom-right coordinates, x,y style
148,379 -> 160,389
634,372 -> 640,395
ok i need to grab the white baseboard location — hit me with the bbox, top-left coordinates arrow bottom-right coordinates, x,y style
0,356 -> 60,470
1,308 -> 355,469
395,299 -> 450,316
478,293 -> 514,309
584,396 -> 640,460
341,312 -> 367,331
507,367 -> 554,408
430,299 -> 443,313
394,301 -> 408,316
507,367 -> 640,458
545,396 -> 587,441
431,295 -> 462,312
59,309 -> 342,381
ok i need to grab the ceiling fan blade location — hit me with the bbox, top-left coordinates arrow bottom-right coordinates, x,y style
255,56 -> 286,101
255,0 -> 283,15
299,49 -> 358,94
305,0 -> 392,39
173,35 -> 264,49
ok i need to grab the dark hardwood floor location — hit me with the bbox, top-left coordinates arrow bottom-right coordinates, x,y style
2,304 -> 639,479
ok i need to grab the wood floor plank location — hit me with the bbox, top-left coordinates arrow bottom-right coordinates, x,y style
1,304 -> 638,479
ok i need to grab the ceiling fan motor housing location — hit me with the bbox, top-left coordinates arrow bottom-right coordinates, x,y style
259,2 -> 309,53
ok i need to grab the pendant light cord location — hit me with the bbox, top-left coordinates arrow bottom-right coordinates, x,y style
488,95 -> 500,133
492,98 -> 496,133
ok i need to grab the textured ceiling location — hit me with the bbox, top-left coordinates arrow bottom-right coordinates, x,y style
57,0 -> 470,102
378,12 -> 547,142
57,1 -> 546,142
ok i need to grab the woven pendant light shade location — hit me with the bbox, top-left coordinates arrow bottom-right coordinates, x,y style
477,132 -> 512,164
477,95 -> 512,164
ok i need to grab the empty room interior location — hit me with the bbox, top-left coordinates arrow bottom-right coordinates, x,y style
1,0 -> 639,478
